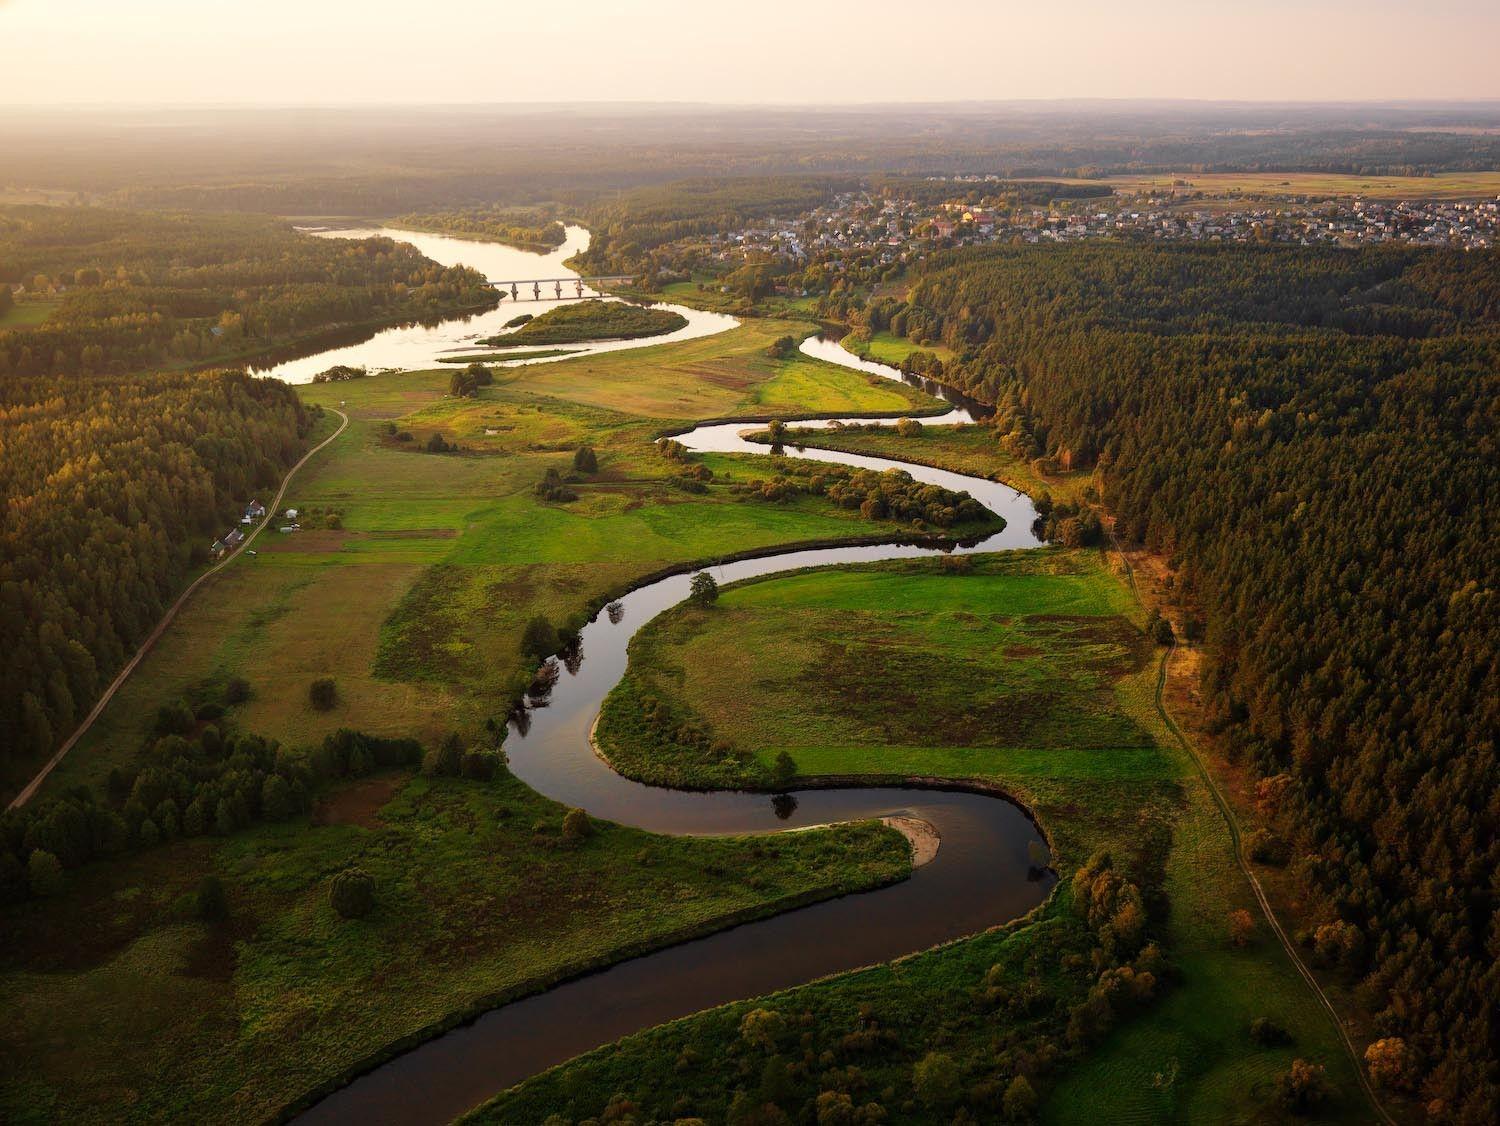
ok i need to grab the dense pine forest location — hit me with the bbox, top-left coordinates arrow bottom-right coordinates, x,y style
0,206 -> 496,377
844,243 -> 1498,1120
0,370 -> 309,791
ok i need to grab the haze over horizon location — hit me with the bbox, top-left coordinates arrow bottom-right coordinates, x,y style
1,0 -> 1498,107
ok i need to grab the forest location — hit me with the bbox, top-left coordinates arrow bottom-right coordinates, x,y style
0,206 -> 496,377
393,205 -> 567,249
0,367 -> 310,798
844,242 -> 1498,1121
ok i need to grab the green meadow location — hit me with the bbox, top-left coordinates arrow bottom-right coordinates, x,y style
548,549 -> 1365,1120
0,771 -> 906,1124
4,316 -> 958,1121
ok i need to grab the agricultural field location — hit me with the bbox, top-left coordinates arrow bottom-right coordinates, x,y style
1101,169 -> 1500,199
514,548 -> 1367,1124
0,298 -> 55,329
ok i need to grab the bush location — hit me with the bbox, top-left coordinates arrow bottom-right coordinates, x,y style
329,867 -> 375,919
913,1051 -> 960,1108
895,417 -> 924,438
1002,1075 -> 1038,1120
195,874 -> 228,921
1277,1059 -> 1332,1114
772,750 -> 797,785
573,445 -> 598,474
432,734 -> 464,777
461,751 -> 500,781
739,1007 -> 786,1050
308,677 -> 337,711
1227,908 -> 1255,947
521,616 -> 561,661
1364,1037 -> 1411,1091
154,698 -> 195,736
1250,1016 -> 1292,1047
26,849 -> 65,898
688,571 -> 719,606
562,807 -> 592,840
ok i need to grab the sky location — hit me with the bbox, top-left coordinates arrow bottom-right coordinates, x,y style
0,0 -> 1497,106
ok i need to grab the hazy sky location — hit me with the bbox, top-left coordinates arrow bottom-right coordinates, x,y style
1,0 -> 1497,105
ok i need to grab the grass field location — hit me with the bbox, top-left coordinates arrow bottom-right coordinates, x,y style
1103,170 -> 1500,199
5,319 -> 965,1119
843,329 -> 957,366
0,770 -> 907,1123
504,317 -> 941,420
779,422 -> 1094,507
0,298 -> 56,329
523,547 -> 1368,1123
41,325 -> 947,795
484,300 -> 686,346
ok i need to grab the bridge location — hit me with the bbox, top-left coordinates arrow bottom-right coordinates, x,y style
486,276 -> 635,301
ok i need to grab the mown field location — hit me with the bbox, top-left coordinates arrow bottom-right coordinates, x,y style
0,299 -> 54,329
511,533 -> 1367,1116
4,317 -> 955,1121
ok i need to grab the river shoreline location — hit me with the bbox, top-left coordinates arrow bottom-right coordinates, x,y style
285,229 -> 1058,1126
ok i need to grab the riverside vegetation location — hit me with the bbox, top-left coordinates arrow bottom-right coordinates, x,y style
480,299 -> 687,347
0,310 -> 951,1121
484,543 -> 1364,1123
3,195 -> 1493,1125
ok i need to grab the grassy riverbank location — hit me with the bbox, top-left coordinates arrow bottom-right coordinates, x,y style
0,769 -> 907,1123
480,542 -> 1365,1120
1,317 -> 950,1121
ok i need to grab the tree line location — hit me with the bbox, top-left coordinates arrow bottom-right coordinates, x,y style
0,205 -> 496,377
0,369 -> 308,793
858,241 -> 1497,1121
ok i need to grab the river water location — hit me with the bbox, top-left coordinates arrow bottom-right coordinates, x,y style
253,225 -> 737,383
285,229 -> 1055,1125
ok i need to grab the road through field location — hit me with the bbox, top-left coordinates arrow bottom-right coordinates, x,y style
6,408 -> 349,811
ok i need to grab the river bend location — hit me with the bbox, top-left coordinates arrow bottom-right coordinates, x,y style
289,233 -> 1055,1125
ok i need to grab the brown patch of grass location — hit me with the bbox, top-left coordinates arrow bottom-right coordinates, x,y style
311,773 -> 407,828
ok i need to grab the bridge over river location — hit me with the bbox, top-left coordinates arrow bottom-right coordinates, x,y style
487,275 -> 634,300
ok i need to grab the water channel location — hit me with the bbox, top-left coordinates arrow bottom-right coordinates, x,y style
279,228 -> 1056,1125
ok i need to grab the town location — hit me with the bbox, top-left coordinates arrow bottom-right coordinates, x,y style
706,184 -> 1499,275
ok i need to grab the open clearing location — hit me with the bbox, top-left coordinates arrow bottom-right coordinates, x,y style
3,317 -> 960,1121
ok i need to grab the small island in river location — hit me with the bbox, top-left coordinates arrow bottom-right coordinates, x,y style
482,299 -> 687,346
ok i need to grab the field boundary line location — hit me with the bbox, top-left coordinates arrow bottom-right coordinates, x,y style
7,408 -> 349,811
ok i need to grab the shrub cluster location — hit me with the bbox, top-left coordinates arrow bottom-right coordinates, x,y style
0,726 -> 421,904
733,458 -> 988,529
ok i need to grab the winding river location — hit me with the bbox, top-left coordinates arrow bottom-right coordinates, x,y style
285,230 -> 1056,1125
254,225 -> 737,384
